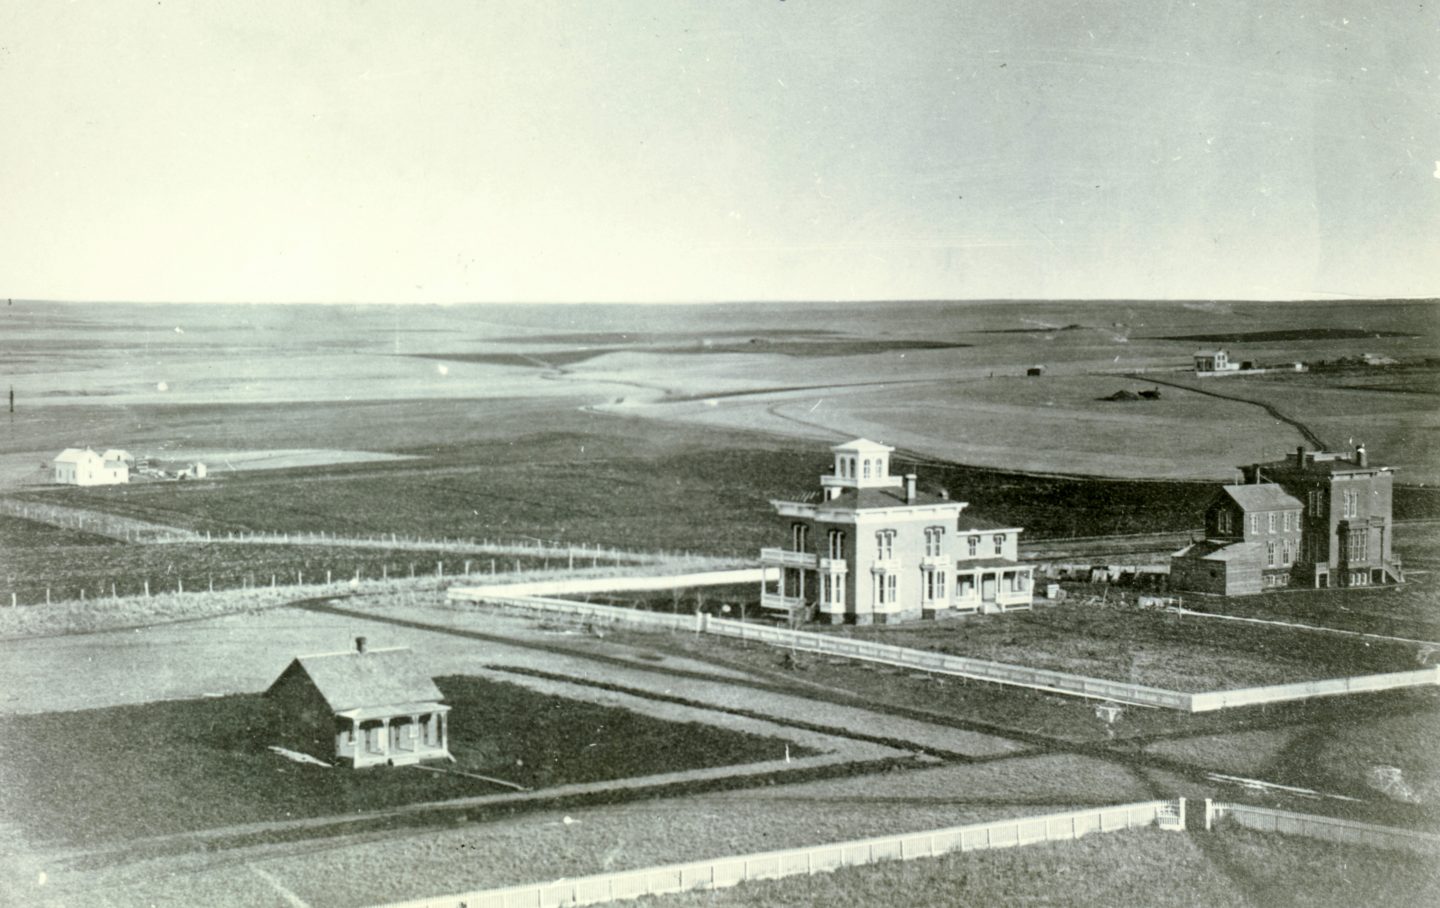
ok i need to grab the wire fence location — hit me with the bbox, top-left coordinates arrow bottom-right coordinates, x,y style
376,800 -> 1185,908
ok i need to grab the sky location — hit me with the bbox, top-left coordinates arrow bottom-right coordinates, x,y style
2,1 -> 1437,303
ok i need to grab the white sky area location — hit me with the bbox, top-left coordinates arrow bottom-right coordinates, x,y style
2,1 -> 1437,303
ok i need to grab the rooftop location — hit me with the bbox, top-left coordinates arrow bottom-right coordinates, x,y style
1219,483 -> 1302,513
1173,539 -> 1261,562
276,646 -> 444,713
812,486 -> 959,512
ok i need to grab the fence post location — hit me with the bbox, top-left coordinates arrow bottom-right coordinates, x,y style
437,561 -> 443,578
143,580 -> 149,598
177,578 -> 183,593
326,570 -> 332,585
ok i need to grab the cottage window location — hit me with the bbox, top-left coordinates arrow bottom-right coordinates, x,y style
967,535 -> 979,557
863,460 -> 872,479
993,533 -> 1006,556
827,529 -> 846,559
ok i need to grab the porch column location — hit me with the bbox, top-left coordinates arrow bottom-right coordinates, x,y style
351,717 -> 360,765
379,717 -> 391,758
411,713 -> 421,751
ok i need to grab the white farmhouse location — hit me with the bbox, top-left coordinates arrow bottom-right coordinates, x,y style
52,448 -> 130,486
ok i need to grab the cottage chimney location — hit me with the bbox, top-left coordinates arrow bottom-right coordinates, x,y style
1355,445 -> 1367,467
355,636 -> 367,654
905,473 -> 917,503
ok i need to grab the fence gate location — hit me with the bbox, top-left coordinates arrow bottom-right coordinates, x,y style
1155,798 -> 1186,831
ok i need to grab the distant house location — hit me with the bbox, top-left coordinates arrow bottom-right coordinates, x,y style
266,638 -> 451,768
1171,445 -> 1402,594
760,438 -> 1032,624
1026,365 -> 1045,376
51,448 -> 129,486
1193,350 -> 1239,373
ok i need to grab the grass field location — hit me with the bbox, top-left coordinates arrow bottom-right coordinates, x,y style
636,826 -> 1440,908
0,674 -> 809,846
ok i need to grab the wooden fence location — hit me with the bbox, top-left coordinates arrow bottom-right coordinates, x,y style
1206,802 -> 1440,854
453,590 -> 1440,713
374,800 -> 1185,908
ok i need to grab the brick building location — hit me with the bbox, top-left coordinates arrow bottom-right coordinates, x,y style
1172,445 -> 1402,595
759,439 -> 1032,624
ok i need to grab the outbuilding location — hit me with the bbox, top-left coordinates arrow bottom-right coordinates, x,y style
266,638 -> 451,768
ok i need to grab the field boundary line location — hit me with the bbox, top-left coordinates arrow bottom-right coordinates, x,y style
453,588 -> 1440,712
373,799 -> 1185,908
1174,607 -> 1440,649
1126,373 -> 1326,448
1206,801 -> 1440,854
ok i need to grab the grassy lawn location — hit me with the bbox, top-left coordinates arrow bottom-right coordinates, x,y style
1180,579 -> 1440,642
601,621 -> 1440,749
0,674 -> 809,847
635,826 -> 1440,908
835,601 -> 1417,691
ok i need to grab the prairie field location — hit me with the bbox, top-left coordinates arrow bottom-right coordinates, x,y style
0,675 -> 809,846
638,826 -> 1440,908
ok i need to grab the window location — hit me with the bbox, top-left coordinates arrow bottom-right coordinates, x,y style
1249,514 -> 1258,535
830,573 -> 846,604
925,569 -> 946,600
1351,531 -> 1367,562
924,526 -> 945,557
1343,489 -> 1359,519
1282,511 -> 1291,532
791,523 -> 809,552
827,529 -> 846,559
1266,542 -> 1276,567
1267,512 -> 1276,534
993,533 -> 1006,555
1281,540 -> 1291,565
967,535 -> 979,557
875,530 -> 895,560
1218,510 -> 1231,534
874,572 -> 897,605
863,459 -> 872,479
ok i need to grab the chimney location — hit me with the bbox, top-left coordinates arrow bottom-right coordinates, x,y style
1295,446 -> 1305,466
1355,445 -> 1367,467
905,473 -> 917,503
355,636 -> 367,654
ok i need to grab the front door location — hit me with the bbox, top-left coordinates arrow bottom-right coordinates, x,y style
981,574 -> 996,601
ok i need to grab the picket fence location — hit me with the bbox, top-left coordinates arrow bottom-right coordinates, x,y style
375,800 -> 1184,908
453,590 -> 1440,713
1207,802 -> 1440,855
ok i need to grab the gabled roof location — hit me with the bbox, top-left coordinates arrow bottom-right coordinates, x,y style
816,486 -> 960,512
273,647 -> 443,712
1218,483 -> 1301,513
829,437 -> 893,454
1172,539 -> 1260,562
53,448 -> 102,464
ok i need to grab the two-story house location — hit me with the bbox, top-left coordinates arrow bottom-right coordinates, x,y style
759,439 -> 1032,624
1170,484 -> 1303,595
1172,445 -> 1401,595
1241,445 -> 1400,588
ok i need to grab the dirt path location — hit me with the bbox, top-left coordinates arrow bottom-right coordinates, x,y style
1130,374 -> 1327,449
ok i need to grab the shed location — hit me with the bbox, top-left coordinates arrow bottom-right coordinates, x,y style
1026,365 -> 1045,376
265,638 -> 451,768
